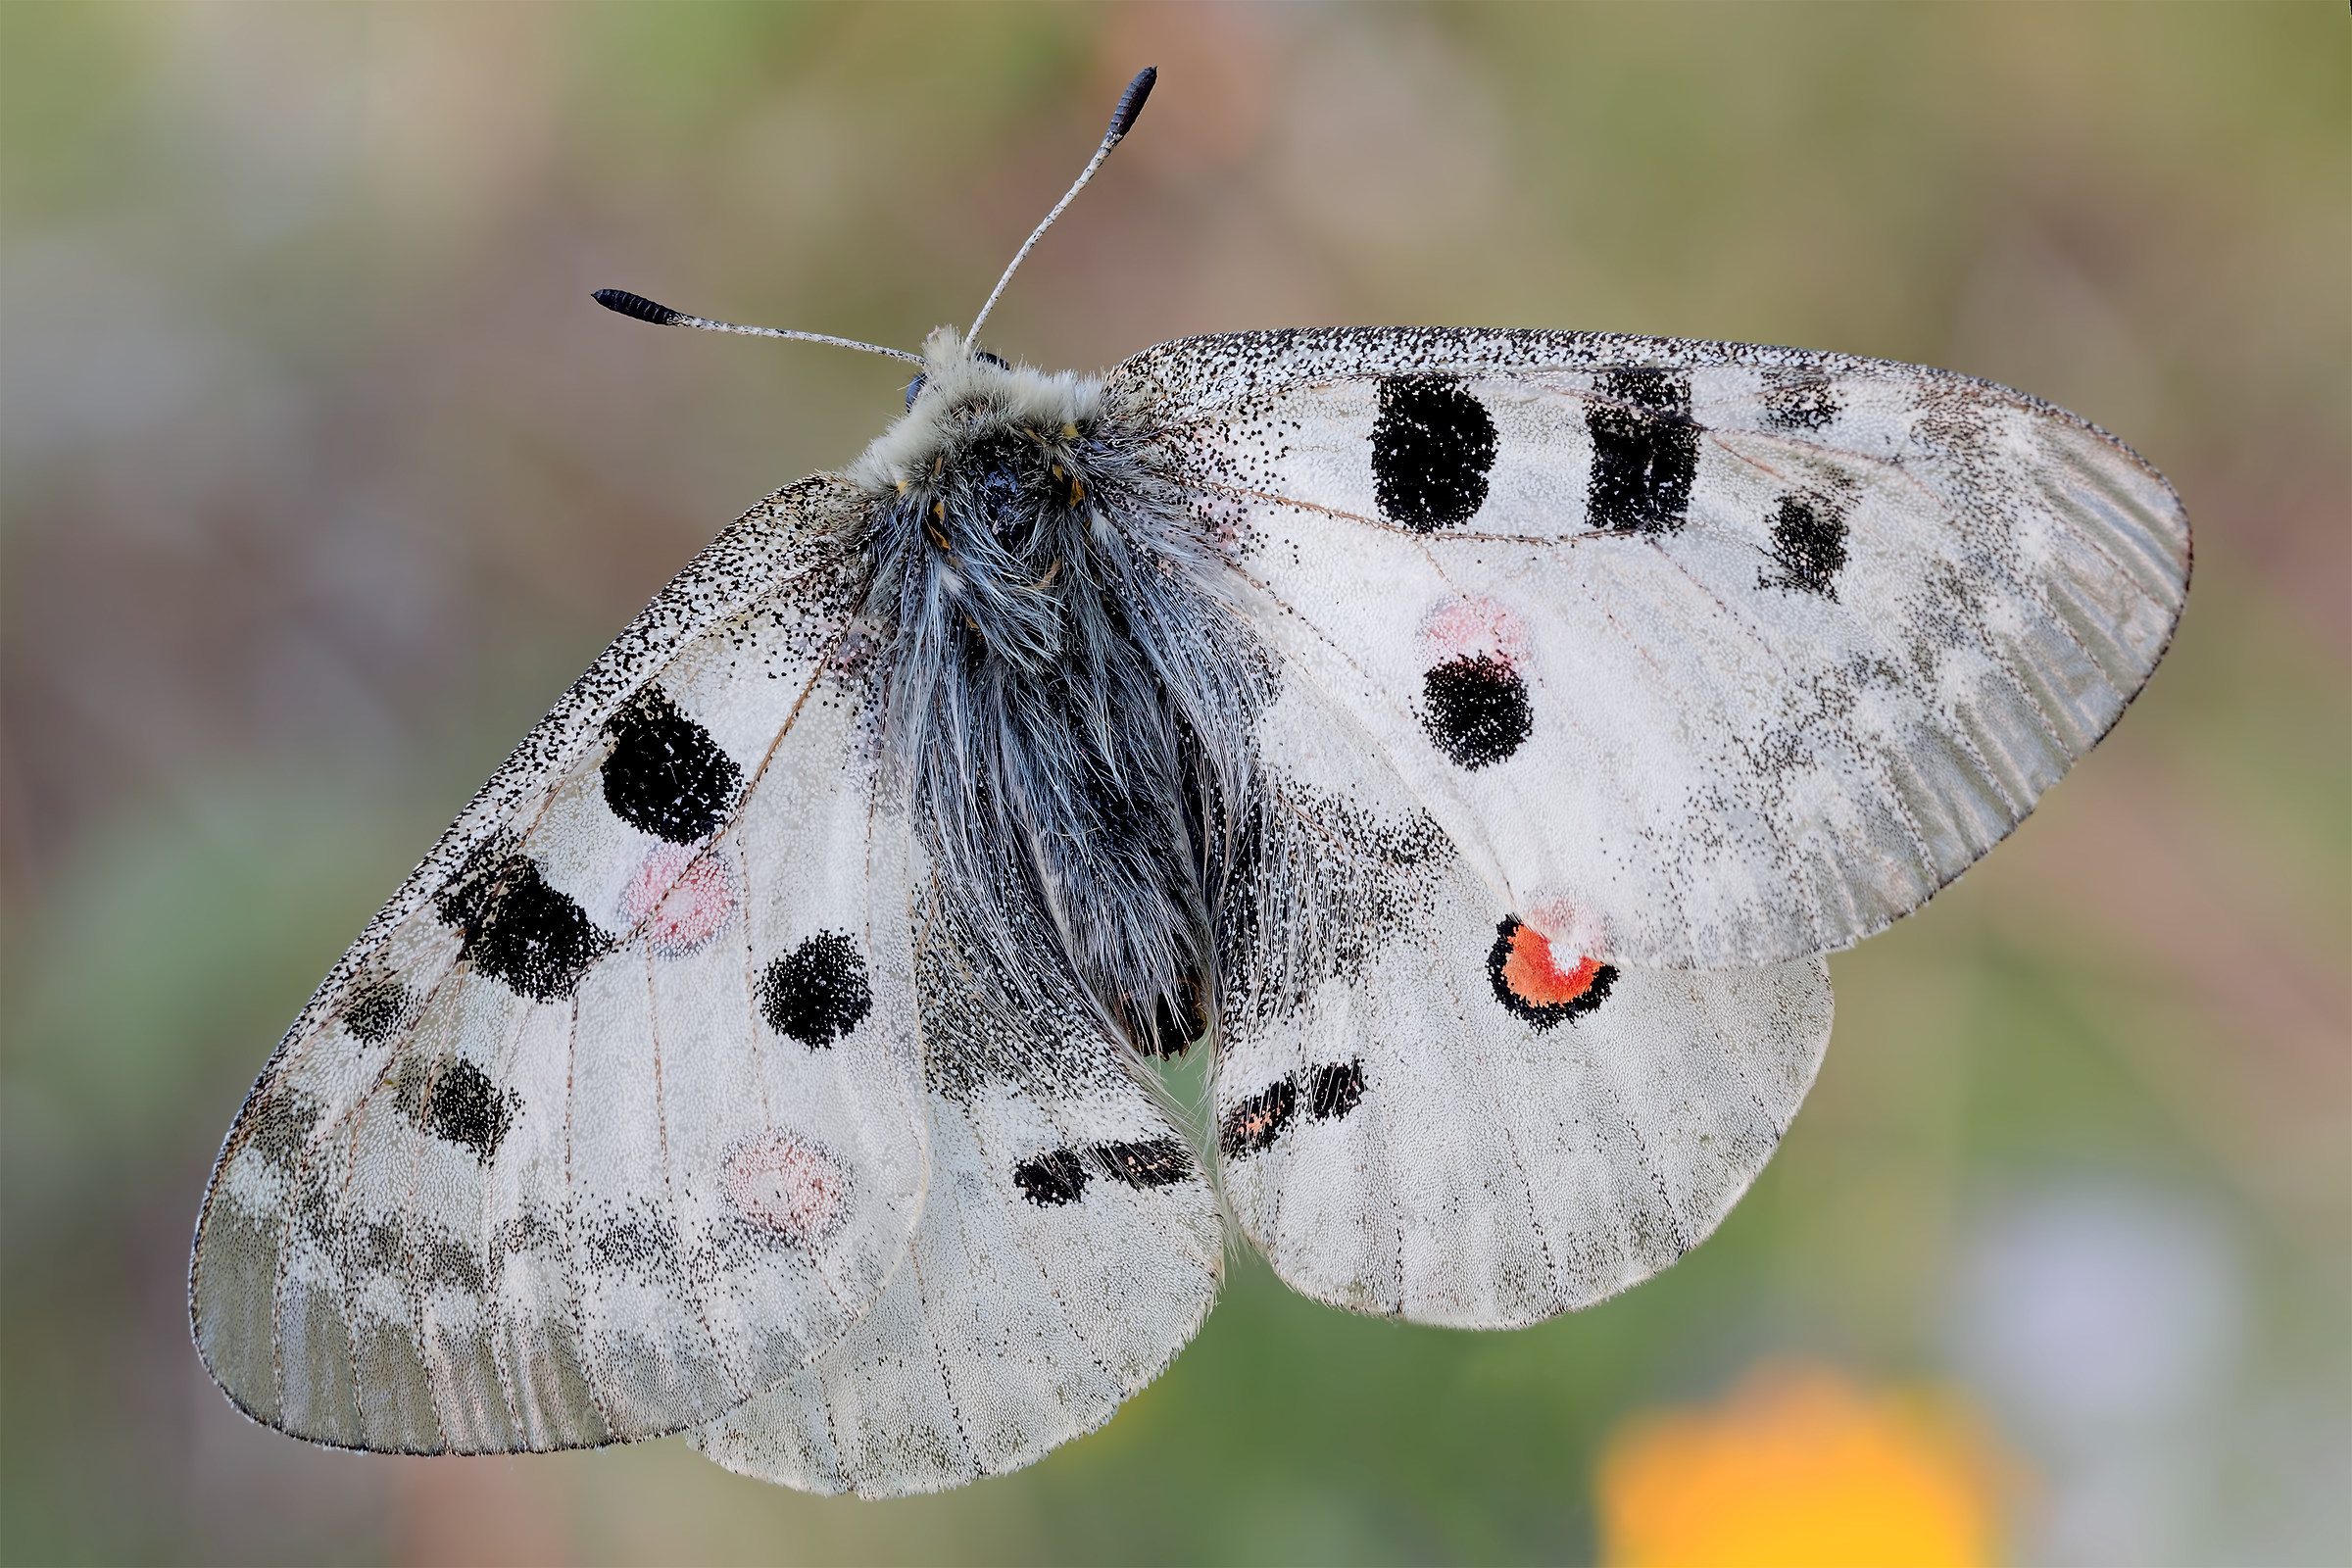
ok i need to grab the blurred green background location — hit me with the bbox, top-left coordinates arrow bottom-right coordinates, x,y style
3,4 -> 2344,1563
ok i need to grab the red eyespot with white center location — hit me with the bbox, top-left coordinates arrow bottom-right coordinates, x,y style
1488,914 -> 1616,1031
723,1132 -> 848,1244
622,844 -> 737,957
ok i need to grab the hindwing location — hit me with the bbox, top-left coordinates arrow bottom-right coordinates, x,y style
1213,669 -> 1831,1325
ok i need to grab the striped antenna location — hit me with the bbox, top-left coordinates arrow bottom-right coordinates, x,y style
965,67 -> 1156,345
589,289 -> 924,366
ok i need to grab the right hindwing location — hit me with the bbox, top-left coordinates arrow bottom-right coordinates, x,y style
1213,664 -> 1833,1327
1118,328 -> 2189,968
189,475 -> 932,1453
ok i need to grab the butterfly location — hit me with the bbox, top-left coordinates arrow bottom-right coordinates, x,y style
190,69 -> 2189,1496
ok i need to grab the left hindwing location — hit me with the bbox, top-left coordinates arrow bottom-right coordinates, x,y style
689,860 -> 1222,1497
1116,329 -> 2190,967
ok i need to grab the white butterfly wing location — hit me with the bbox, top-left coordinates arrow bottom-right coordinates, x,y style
1118,329 -> 2189,967
190,477 -> 930,1451
690,870 -> 1223,1496
1213,673 -> 1830,1326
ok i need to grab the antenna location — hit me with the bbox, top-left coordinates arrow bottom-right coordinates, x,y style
588,288 -> 924,366
965,66 -> 1156,344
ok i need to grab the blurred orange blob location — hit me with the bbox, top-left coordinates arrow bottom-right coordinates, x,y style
1596,1362 -> 2007,1568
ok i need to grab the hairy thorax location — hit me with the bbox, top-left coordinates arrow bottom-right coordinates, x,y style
844,330 -> 1261,1057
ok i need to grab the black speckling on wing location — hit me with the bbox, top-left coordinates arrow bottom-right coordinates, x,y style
1207,676 -> 1835,1329
1118,325 -> 2190,969
689,858 -> 1220,1498
189,474 -> 928,1456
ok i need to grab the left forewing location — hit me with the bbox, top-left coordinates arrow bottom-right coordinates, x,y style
189,476 -> 932,1452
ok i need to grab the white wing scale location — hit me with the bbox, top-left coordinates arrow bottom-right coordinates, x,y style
190,477 -> 930,1451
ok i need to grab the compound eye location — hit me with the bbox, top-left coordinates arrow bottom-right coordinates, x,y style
903,373 -> 927,411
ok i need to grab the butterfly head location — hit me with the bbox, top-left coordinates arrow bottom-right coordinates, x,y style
848,328 -> 1104,506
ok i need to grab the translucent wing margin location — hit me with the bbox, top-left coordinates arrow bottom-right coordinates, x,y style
1116,328 -> 2189,966
690,858 -> 1222,1496
190,476 -> 931,1451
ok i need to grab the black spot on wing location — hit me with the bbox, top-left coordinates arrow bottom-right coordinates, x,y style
1305,1059 -> 1366,1123
394,1054 -> 515,1164
420,1233 -> 486,1295
601,687 -> 741,844
1759,493 -> 1850,598
1587,368 -> 1698,533
1095,1137 -> 1193,1190
1421,654 -> 1533,768
436,851 -> 613,1002
1218,1074 -> 1298,1158
1372,375 -> 1497,532
757,932 -> 872,1048
1763,368 -> 1840,431
246,1089 -> 323,1171
1013,1148 -> 1089,1206
342,977 -> 411,1044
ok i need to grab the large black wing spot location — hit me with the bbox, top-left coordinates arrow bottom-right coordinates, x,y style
1421,653 -> 1534,768
1759,493 -> 1850,598
1587,368 -> 1698,534
1095,1138 -> 1193,1190
757,932 -> 872,1048
1372,375 -> 1497,532
395,1054 -> 516,1163
1013,1148 -> 1089,1206
1218,1074 -> 1298,1158
601,687 -> 742,844
436,852 -> 613,1002
1304,1059 -> 1366,1123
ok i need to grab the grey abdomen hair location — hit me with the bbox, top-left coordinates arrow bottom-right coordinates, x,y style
855,373 -> 1264,1055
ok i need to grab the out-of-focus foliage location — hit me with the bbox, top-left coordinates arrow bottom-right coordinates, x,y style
3,5 -> 2343,1564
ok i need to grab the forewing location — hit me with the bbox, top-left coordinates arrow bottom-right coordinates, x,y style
190,477 -> 930,1451
1118,329 -> 2189,966
1215,673 -> 1830,1326
689,864 -> 1222,1496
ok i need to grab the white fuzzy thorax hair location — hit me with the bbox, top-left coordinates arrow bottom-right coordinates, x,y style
847,328 -> 1106,496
